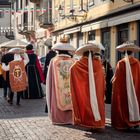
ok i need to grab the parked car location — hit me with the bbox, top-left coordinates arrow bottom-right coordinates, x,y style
39,56 -> 46,71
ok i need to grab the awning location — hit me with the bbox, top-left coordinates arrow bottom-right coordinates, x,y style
108,10 -> 140,27
81,20 -> 108,32
64,27 -> 81,34
36,28 -> 46,39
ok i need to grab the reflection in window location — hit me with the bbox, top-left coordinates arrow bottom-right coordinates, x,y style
88,31 -> 95,41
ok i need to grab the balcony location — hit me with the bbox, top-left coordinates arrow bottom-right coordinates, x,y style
17,23 -> 34,35
38,13 -> 53,29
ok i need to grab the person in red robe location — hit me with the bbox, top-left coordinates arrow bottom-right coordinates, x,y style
46,35 -> 75,124
111,42 -> 140,130
70,41 -> 105,130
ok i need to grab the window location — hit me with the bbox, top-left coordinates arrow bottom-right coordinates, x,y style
70,0 -> 73,10
0,11 -> 4,18
69,34 -> 73,44
88,0 -> 94,7
20,0 -> 22,9
79,0 -> 88,11
77,32 -> 83,48
88,31 -> 95,41
25,0 -> 28,6
117,24 -> 129,61
101,28 -> 111,61
16,0 -> 19,12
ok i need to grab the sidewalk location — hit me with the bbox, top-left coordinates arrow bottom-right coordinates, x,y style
0,89 -> 140,140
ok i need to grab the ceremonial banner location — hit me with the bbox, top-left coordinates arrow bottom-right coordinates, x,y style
53,57 -> 75,111
9,61 -> 27,92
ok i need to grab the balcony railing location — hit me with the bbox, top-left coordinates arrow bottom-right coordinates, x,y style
38,13 -> 53,29
5,31 -> 15,40
17,23 -> 34,35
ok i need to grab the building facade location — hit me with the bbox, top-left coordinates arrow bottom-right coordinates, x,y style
52,0 -> 140,68
0,0 -> 12,43
12,0 -> 53,56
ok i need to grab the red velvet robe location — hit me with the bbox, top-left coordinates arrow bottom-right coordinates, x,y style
111,57 -> 140,129
70,56 -> 105,128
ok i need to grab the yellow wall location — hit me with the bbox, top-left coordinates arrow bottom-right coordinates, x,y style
53,0 -> 140,31
110,26 -> 117,68
129,21 -> 137,41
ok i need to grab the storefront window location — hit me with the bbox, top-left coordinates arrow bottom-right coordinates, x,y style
77,32 -> 83,48
101,28 -> 110,61
69,34 -> 73,45
88,31 -> 95,41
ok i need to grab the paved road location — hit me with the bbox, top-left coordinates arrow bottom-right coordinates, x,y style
0,89 -> 140,140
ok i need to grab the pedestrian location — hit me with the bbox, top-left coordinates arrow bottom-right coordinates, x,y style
1,49 -> 9,99
111,42 -> 140,130
1,48 -> 29,105
43,38 -> 56,113
46,34 -> 75,124
23,44 -> 44,99
102,57 -> 113,104
44,37 -> 56,81
70,40 -> 105,131
0,63 -> 3,88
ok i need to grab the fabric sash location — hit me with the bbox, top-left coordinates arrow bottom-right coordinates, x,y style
125,53 -> 140,121
88,52 -> 101,121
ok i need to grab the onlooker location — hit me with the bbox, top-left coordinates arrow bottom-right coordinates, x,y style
23,44 -> 44,99
44,38 -> 56,113
70,41 -> 105,131
111,42 -> 140,130
102,58 -> 113,104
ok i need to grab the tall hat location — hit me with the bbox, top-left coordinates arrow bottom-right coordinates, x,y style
52,34 -> 75,51
75,40 -> 104,56
116,41 -> 140,52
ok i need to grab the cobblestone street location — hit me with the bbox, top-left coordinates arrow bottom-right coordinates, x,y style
0,89 -> 140,140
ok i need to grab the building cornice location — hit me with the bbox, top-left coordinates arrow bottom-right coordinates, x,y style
52,3 -> 140,34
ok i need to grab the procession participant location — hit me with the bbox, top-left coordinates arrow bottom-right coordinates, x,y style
43,38 -> 56,113
44,37 -> 56,81
70,40 -> 105,130
46,34 -> 75,124
111,42 -> 140,130
2,48 -> 29,105
1,49 -> 9,99
23,44 -> 44,99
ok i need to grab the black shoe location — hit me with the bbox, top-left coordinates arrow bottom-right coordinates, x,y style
134,125 -> 139,129
8,100 -> 13,105
16,103 -> 20,106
